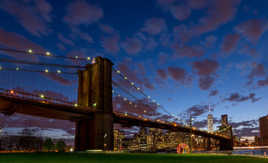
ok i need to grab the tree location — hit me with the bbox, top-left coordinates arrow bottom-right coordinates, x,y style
43,138 -> 55,152
55,140 -> 66,152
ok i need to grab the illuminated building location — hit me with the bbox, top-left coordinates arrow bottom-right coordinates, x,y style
207,114 -> 213,132
259,115 -> 268,145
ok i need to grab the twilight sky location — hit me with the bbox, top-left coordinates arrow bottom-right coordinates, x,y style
0,0 -> 268,137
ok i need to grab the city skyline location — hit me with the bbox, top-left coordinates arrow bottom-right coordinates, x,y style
0,0 -> 268,138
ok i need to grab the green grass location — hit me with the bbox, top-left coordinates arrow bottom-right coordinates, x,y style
0,152 -> 268,163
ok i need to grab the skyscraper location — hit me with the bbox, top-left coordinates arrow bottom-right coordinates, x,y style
259,115 -> 268,145
207,114 -> 213,132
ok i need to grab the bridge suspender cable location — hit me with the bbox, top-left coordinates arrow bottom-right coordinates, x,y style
0,58 -> 85,69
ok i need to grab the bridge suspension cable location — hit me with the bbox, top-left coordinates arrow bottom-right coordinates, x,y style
112,67 -> 174,117
0,47 -> 94,62
0,58 -> 85,69
0,65 -> 77,75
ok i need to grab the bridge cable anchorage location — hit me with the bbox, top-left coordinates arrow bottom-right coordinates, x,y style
113,67 -> 175,118
0,66 -> 77,75
0,47 -> 94,63
0,58 -> 85,69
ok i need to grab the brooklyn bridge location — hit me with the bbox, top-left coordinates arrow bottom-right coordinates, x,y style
0,48 -> 233,151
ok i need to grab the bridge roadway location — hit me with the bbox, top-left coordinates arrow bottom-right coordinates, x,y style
0,94 -> 230,141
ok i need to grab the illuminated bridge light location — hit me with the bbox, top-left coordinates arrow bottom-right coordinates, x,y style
124,76 -> 128,80
144,110 -> 147,113
92,58 -> 96,64
112,90 -> 115,94
93,103 -> 97,107
123,98 -> 127,101
137,87 -> 140,90
40,94 -> 45,99
144,118 -> 148,121
28,49 -> 33,54
124,112 -> 128,116
0,66 -> 2,70
116,70 -> 120,74
57,70 -> 62,74
87,57 -> 91,61
147,96 -> 151,99
131,82 -> 134,85
138,115 -> 142,118
75,56 -> 79,59
16,67 -> 20,71
44,69 -> 49,73
10,90 -> 15,94
46,51 -> 51,56
74,103 -> 78,107
129,101 -> 132,105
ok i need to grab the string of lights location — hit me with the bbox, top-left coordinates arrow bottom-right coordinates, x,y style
0,65 -> 77,75
113,67 -> 174,117
0,87 -> 75,106
0,47 -> 94,62
0,58 -> 85,69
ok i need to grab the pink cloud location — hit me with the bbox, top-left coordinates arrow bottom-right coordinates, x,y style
221,34 -> 240,53
70,27 -> 94,44
0,29 -> 44,52
172,44 -> 204,58
170,5 -> 191,21
193,59 -> 219,76
142,18 -> 167,35
58,34 -> 75,46
236,19 -> 268,43
99,24 -> 116,34
102,35 -> 120,54
63,0 -> 103,25
247,63 -> 266,85
258,77 -> 268,87
193,59 -> 219,90
122,38 -> 143,55
157,69 -> 167,79
0,0 -> 52,37
188,0 -> 208,9
192,0 -> 241,35
202,35 -> 217,47
41,73 -> 74,86
168,67 -> 187,83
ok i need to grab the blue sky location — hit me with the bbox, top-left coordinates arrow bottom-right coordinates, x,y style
0,0 -> 268,137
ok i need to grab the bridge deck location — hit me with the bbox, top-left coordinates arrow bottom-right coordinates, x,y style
0,94 -> 93,121
0,95 -> 230,140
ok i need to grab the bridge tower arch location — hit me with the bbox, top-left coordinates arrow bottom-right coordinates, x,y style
75,57 -> 114,151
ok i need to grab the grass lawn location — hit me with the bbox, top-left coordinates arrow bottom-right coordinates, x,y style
0,152 -> 268,163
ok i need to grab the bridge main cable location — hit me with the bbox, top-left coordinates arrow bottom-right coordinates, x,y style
0,58 -> 85,69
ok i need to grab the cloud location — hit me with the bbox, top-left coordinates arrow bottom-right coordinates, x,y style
70,27 -> 94,44
202,35 -> 217,48
236,19 -> 268,43
0,29 -> 44,52
122,38 -> 143,55
233,127 -> 259,137
170,5 -> 191,21
247,63 -> 266,84
221,34 -> 240,53
188,0 -> 208,9
193,59 -> 219,76
102,35 -> 120,54
186,105 -> 210,117
167,67 -> 188,84
157,69 -> 168,79
192,0 -> 241,35
209,90 -> 219,96
193,59 -> 219,90
58,34 -> 75,46
99,24 -> 116,34
230,120 -> 257,128
0,0 -> 52,37
113,97 -> 160,117
142,18 -> 167,35
41,73 -> 74,86
172,44 -> 204,58
63,0 -> 103,26
224,93 -> 261,103
258,77 -> 268,87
